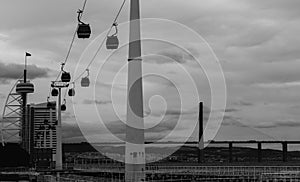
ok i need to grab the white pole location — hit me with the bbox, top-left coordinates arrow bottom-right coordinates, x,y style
55,87 -> 62,170
125,0 -> 145,181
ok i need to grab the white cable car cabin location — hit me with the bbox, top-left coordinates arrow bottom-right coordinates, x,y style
81,77 -> 90,87
106,35 -> 119,49
106,23 -> 119,50
81,69 -> 90,87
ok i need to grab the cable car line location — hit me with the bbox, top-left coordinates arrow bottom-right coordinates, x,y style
81,0 -> 88,17
47,0 -> 126,108
46,0 -> 89,101
72,0 -> 127,83
56,0 -> 88,79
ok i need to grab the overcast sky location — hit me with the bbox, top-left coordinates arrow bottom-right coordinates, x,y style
0,0 -> 300,144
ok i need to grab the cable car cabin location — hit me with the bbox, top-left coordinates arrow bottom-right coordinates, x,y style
77,23 -> 91,39
51,88 -> 58,97
68,88 -> 75,96
61,104 -> 66,111
106,35 -> 119,49
81,77 -> 90,87
61,72 -> 71,82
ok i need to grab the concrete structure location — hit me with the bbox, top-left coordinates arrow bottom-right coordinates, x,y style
125,0 -> 145,181
198,102 -> 204,163
50,81 -> 69,170
257,142 -> 262,162
16,53 -> 34,152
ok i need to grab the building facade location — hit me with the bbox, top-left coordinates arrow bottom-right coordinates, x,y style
25,101 -> 57,168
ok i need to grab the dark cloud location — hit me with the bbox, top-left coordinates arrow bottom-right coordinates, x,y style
221,115 -> 244,127
254,120 -> 300,129
103,117 -> 184,142
60,105 -> 210,142
0,62 -> 52,84
156,51 -> 190,64
222,114 -> 300,129
62,123 -> 85,142
82,99 -> 112,105
249,0 -> 300,18
225,108 -> 239,113
144,47 -> 198,65
143,74 -> 177,88
146,106 -> 210,118
234,100 -> 254,107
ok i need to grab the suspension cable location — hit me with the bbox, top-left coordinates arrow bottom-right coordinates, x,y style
47,0 -> 88,100
72,0 -> 127,83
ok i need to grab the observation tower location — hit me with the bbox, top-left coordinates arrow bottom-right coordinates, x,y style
1,53 -> 34,153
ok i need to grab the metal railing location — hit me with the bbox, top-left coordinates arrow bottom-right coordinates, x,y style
74,164 -> 300,176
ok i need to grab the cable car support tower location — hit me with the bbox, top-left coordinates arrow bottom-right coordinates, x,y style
125,0 -> 145,181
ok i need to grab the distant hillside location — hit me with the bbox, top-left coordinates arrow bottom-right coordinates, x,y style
62,143 -> 300,164
63,142 -> 97,153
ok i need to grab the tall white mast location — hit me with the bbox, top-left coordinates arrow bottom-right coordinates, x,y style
125,0 -> 145,181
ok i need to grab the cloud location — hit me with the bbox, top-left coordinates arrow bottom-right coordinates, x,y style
255,81 -> 300,88
83,99 -> 112,105
254,120 -> 300,129
233,100 -> 254,107
222,114 -> 300,129
146,105 -> 210,118
1,0 -> 300,142
225,108 -> 239,113
143,74 -> 177,88
0,62 -> 52,83
62,112 -> 76,121
62,123 -> 85,142
221,115 -> 244,127
143,46 -> 198,65
0,93 -> 6,99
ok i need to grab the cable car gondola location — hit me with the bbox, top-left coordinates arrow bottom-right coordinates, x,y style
81,77 -> 90,87
61,99 -> 67,111
77,9 -> 91,39
61,104 -> 66,111
68,83 -> 75,96
81,69 -> 90,87
77,24 -> 91,39
51,88 -> 58,97
106,22 -> 119,50
61,71 -> 71,82
68,88 -> 75,96
60,63 -> 71,82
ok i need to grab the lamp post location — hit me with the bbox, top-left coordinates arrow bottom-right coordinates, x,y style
125,0 -> 145,181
